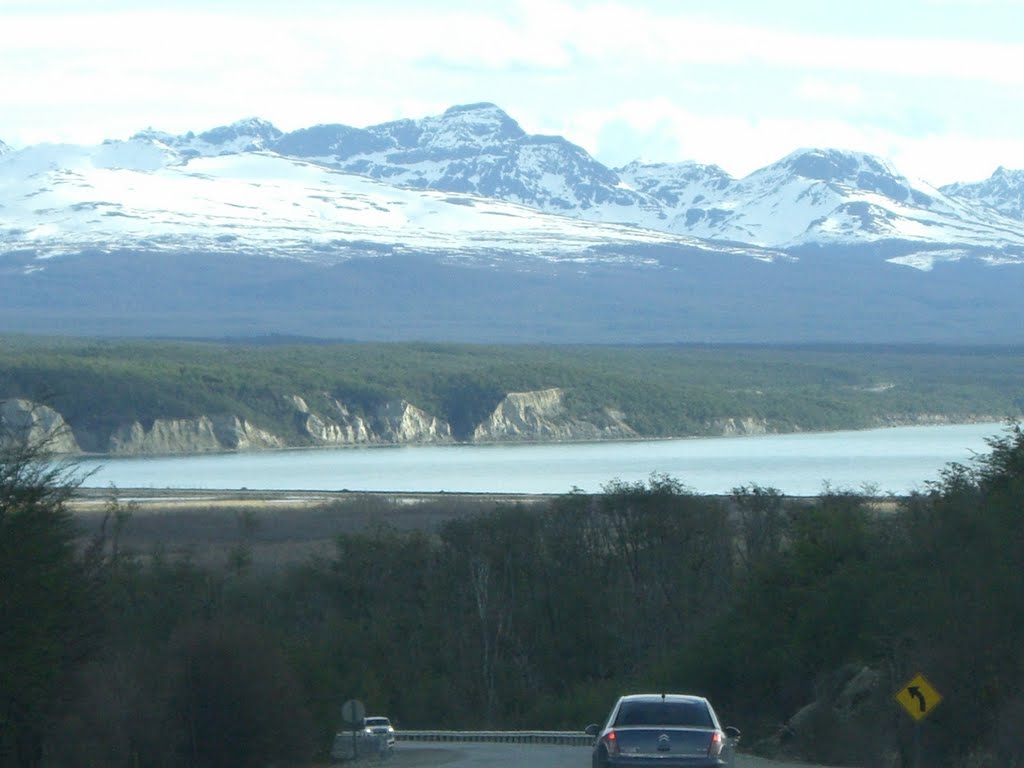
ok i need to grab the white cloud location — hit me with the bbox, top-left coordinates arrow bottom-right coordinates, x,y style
795,79 -> 866,108
557,98 -> 1020,185
3,0 -> 1024,185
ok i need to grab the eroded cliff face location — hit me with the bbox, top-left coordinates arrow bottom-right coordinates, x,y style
706,417 -> 771,436
212,416 -> 284,450
375,400 -> 453,443
287,395 -> 451,445
3,391 -> 793,456
0,398 -> 80,453
107,416 -> 284,455
472,388 -> 638,442
288,395 -> 374,445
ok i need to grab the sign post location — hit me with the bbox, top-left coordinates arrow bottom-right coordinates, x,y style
895,674 -> 942,768
341,699 -> 366,759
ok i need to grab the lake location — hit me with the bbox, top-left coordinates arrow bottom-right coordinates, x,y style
73,421 -> 1010,496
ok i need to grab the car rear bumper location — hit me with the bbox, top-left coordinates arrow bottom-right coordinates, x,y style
606,757 -> 725,768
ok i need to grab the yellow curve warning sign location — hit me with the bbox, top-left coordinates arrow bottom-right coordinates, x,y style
895,674 -> 942,721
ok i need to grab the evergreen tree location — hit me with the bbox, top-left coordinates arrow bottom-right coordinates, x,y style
0,409 -> 93,768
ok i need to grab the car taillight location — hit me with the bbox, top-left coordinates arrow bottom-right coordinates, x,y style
603,730 -> 620,756
708,730 -> 724,758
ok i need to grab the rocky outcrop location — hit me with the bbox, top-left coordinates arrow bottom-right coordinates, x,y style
765,664 -> 893,767
108,416 -> 283,455
13,389 -> 939,456
288,395 -> 374,445
472,388 -> 637,442
0,398 -> 80,453
210,415 -> 284,450
287,395 -> 450,445
706,417 -> 771,436
375,400 -> 453,443
301,410 -> 369,444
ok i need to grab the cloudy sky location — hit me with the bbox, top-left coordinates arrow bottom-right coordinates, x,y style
3,0 -> 1023,185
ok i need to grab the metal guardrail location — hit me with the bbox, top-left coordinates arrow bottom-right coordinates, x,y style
396,730 -> 594,746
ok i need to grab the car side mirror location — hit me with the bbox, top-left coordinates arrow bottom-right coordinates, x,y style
724,726 -> 741,741
585,724 -> 601,736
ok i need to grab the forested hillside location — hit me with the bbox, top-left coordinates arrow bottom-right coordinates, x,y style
3,422 -> 1023,767
2,336 -> 1022,452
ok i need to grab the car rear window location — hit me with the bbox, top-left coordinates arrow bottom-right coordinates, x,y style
614,700 -> 713,728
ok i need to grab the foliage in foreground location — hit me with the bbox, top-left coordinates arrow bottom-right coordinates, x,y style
3,421 -> 1024,767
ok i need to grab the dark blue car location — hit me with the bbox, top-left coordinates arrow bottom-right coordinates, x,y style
585,693 -> 741,768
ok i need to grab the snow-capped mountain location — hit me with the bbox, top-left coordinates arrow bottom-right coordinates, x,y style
246,103 -> 1024,261
941,167 -> 1024,222
0,134 -> 771,265
1,103 -> 1023,344
38,101 -> 1021,263
131,117 -> 283,160
629,148 -> 1024,267
272,103 -> 661,221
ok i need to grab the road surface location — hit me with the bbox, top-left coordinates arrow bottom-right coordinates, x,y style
362,742 -> 831,768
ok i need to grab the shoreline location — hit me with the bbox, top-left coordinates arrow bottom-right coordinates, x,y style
58,415 -> 1010,462
68,486 -> 562,514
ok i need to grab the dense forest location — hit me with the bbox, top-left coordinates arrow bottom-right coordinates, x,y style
2,419 -> 1023,767
2,336 -> 1023,448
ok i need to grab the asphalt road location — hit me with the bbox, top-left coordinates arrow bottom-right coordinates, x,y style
382,742 -> 588,767
372,743 -> 830,768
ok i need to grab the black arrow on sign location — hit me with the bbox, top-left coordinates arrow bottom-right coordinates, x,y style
907,686 -> 926,712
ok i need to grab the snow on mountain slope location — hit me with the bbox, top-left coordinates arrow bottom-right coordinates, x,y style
626,149 -> 1024,253
131,117 -> 283,160
4,104 -> 1024,277
0,139 -> 10,156
273,103 -> 663,221
1,138 -> 771,269
616,160 -> 734,210
942,167 -> 1024,222
4,110 -> 1024,344
259,104 -> 1024,255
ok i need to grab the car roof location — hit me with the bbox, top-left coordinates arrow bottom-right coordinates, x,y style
618,693 -> 709,704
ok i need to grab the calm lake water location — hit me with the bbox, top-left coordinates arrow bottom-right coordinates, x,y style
74,422 -> 1009,496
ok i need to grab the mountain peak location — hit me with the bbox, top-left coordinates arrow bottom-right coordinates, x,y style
991,165 -> 1024,181
442,101 -> 503,116
129,118 -> 283,158
758,147 -> 933,208
618,158 -> 733,180
0,138 -> 10,156
197,117 -> 282,147
130,126 -> 190,145
776,147 -> 898,183
427,102 -> 525,144
939,165 -> 1024,221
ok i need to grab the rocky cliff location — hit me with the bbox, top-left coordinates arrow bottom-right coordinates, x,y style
0,392 -> 787,456
107,415 -> 284,455
706,417 -> 771,436
287,395 -> 452,446
472,388 -> 637,442
0,398 -> 80,453
288,395 -> 374,445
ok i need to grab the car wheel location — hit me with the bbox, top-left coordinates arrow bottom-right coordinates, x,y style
593,746 -> 610,768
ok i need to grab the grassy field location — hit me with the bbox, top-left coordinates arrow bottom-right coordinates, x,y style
70,488 -> 553,567
69,486 -> 900,570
